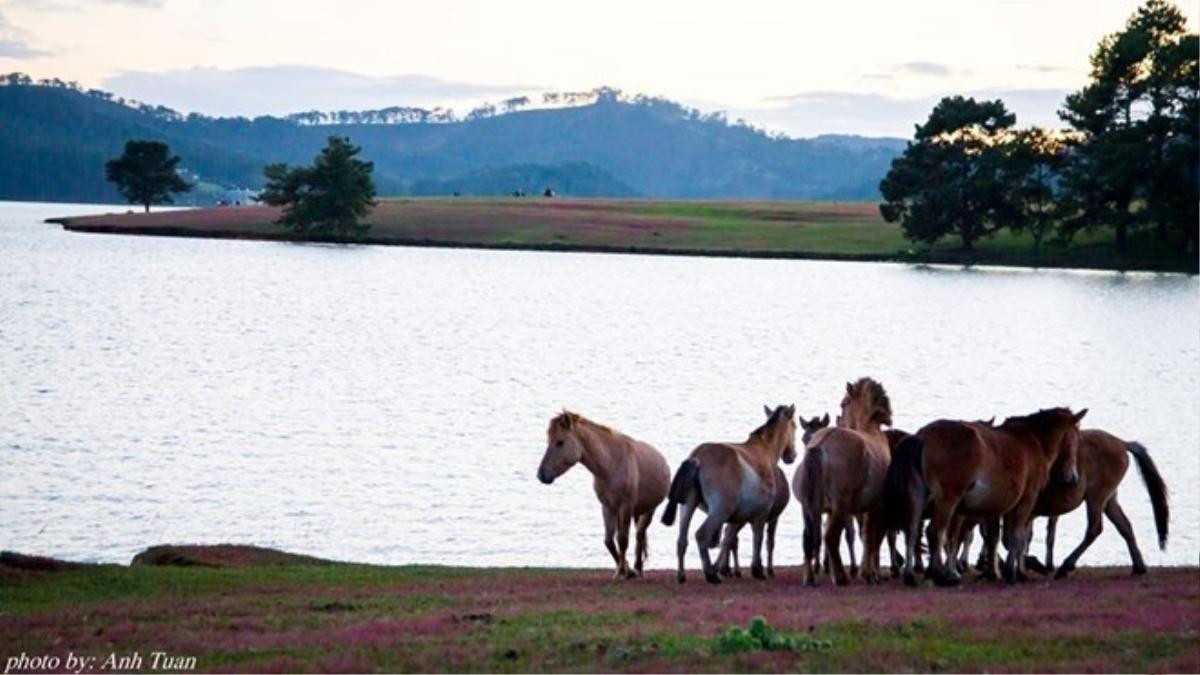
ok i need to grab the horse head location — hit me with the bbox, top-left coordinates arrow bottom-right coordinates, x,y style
537,411 -> 586,484
839,377 -> 893,431
800,412 -> 830,445
760,404 -> 798,464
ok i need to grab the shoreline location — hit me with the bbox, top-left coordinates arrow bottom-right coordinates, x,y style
44,200 -> 1199,275
3,545 -> 1197,672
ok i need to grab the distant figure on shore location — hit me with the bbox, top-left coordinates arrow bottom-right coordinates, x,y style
511,189 -> 526,197
543,188 -> 555,198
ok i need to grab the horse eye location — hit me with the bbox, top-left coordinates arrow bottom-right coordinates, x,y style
555,440 -> 564,447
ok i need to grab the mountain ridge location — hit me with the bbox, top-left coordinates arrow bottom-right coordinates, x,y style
0,76 -> 904,205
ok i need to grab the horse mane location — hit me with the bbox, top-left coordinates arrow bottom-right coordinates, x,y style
550,410 -> 613,435
999,407 -> 1073,435
847,377 -> 893,427
751,405 -> 791,439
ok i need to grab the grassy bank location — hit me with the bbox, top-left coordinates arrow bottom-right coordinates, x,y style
1,547 -> 1197,672
48,199 -> 1197,274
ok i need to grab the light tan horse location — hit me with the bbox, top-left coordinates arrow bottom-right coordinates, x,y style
796,378 -> 894,586
537,411 -> 670,579
894,408 -> 1085,586
661,405 -> 798,584
719,464 -> 789,578
1031,428 -> 1169,577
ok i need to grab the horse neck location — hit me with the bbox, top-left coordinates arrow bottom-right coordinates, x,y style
575,422 -> 618,481
749,425 -> 787,464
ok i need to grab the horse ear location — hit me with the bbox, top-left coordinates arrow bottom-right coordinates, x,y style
1072,408 -> 1088,424
787,404 -> 796,417
764,404 -> 772,417
820,412 -> 830,426
558,413 -> 573,429
846,382 -> 853,394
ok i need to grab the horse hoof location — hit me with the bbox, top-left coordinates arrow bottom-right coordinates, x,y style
1132,564 -> 1148,576
1053,567 -> 1071,580
903,571 -> 919,588
677,572 -> 686,584
805,575 -> 817,588
767,568 -> 775,578
705,572 -> 722,585
849,565 -> 859,578
624,569 -> 638,580
934,573 -> 961,588
834,575 -> 850,587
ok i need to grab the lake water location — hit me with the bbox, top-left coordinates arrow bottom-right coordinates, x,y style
1,201 -> 1197,570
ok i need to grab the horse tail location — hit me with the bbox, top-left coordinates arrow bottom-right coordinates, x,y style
800,446 -> 825,555
1126,441 -> 1169,550
661,458 -> 700,526
884,435 -> 926,531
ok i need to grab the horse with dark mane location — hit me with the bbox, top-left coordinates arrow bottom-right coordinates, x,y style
662,405 -> 797,584
1032,428 -> 1168,577
887,407 -> 1086,586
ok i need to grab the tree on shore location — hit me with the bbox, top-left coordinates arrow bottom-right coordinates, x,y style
260,136 -> 376,241
104,140 -> 191,212
1000,128 -> 1067,253
878,96 -> 1015,251
1058,0 -> 1198,253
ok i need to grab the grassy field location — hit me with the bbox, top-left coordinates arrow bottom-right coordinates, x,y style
1,547 -> 1197,673
49,198 -> 1196,274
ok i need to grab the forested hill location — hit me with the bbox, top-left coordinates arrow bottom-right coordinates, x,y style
0,79 -> 905,204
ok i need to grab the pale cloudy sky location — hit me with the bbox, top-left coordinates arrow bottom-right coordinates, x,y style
1,0 -> 1195,136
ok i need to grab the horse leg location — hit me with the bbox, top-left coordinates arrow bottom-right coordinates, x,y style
766,515 -> 779,577
820,514 -> 830,575
675,499 -> 698,584
1001,497 -> 1037,583
959,519 -> 977,574
928,496 -> 961,586
616,507 -> 636,579
901,511 -> 923,587
1104,497 -> 1147,575
888,530 -> 901,578
803,508 -> 822,586
750,520 -> 767,580
1055,498 -> 1104,579
846,516 -> 859,579
862,512 -> 887,584
1043,516 -> 1058,573
696,506 -> 732,585
601,505 -> 621,578
978,518 -> 1001,581
634,511 -> 652,577
716,522 -> 743,577
825,510 -> 851,586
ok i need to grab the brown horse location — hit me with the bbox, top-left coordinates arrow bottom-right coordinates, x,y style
796,378 -> 894,586
891,407 -> 1086,586
1031,429 -> 1169,577
661,405 -> 797,584
537,411 -> 670,579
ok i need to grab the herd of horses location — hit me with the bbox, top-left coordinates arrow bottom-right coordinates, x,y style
535,377 -> 1169,587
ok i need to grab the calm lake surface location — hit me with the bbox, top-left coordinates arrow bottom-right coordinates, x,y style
1,201 -> 1197,569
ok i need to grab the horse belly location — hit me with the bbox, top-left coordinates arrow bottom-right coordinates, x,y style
731,462 -> 773,522
959,477 -> 1018,516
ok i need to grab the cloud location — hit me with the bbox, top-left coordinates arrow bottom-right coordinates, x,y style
734,88 -> 1072,138
102,65 -> 546,117
896,61 -> 953,76
0,11 -> 51,59
1016,64 -> 1072,74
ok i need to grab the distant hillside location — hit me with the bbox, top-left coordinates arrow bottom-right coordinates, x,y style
411,162 -> 637,197
0,77 -> 904,204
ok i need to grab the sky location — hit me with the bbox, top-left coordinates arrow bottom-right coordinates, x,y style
1,0 -> 1196,137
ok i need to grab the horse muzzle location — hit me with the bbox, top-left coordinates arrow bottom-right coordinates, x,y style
537,467 -> 554,484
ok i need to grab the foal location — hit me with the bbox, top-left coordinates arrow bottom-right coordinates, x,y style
537,411 -> 670,579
